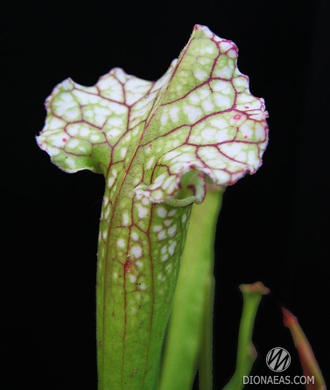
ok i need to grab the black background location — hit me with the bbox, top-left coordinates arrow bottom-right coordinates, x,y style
3,0 -> 330,388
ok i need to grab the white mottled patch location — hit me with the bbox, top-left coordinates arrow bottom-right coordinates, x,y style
214,129 -> 231,143
117,239 -> 125,248
240,121 -> 254,138
109,117 -> 123,127
129,275 -> 136,283
199,88 -> 211,100
107,128 -> 121,138
198,146 -> 219,161
49,133 -> 66,147
215,66 -> 231,79
141,197 -> 149,206
255,123 -> 265,140
202,128 -> 216,141
157,207 -> 167,218
154,173 -> 166,184
137,204 -> 148,219
80,127 -> 90,137
162,254 -> 168,262
65,157 -> 75,168
95,106 -> 111,116
67,139 -> 79,148
95,115 -> 106,126
158,230 -> 166,240
220,142 -> 241,157
228,49 -> 237,58
123,213 -> 129,226
131,246 -> 142,259
48,117 -> 66,130
161,246 -> 167,254
220,41 -> 233,52
233,76 -> 248,89
152,190 -> 163,200
236,151 -> 247,163
173,139 -> 180,148
120,147 -> 127,158
163,150 -> 181,161
168,209 -> 177,217
169,241 -> 177,255
213,170 -> 230,183
172,153 -> 193,164
189,93 -> 200,105
91,134 -> 100,141
65,107 -> 81,121
67,126 -> 78,136
247,150 -> 257,168
161,113 -> 168,126
202,98 -> 214,113
162,177 -> 175,194
169,106 -> 180,122
209,117 -> 229,129
164,220 -> 171,227
115,69 -> 127,83
194,69 -> 208,81
212,80 -> 231,94
136,261 -> 143,268
168,226 -> 177,237
214,93 -> 231,109
139,283 -> 146,290
183,104 -> 202,123
206,45 -> 214,54
153,225 -> 162,232
131,232 -> 139,241
147,156 -> 155,169
108,177 -> 115,187
102,231 -> 107,239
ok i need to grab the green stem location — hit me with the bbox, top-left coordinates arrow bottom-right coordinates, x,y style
159,188 -> 224,390
223,282 -> 269,390
198,271 -> 215,390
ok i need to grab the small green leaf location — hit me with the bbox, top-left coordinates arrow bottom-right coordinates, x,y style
223,282 -> 269,390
